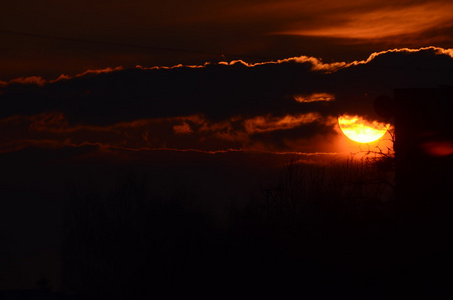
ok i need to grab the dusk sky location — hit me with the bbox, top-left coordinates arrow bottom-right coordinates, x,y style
1,0 -> 453,295
2,0 -> 453,79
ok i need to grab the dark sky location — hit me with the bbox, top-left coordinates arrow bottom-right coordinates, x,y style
2,0 -> 453,79
1,0 -> 453,293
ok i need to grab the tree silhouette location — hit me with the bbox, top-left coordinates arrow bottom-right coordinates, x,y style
37,275 -> 52,293
62,171 -> 229,299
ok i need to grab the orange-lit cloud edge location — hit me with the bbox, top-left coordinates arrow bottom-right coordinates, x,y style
0,47 -> 451,159
1,46 -> 451,87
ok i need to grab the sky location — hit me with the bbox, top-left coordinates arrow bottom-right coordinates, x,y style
1,0 -> 453,292
1,0 -> 453,79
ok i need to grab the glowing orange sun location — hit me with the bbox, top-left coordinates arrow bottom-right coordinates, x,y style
338,115 -> 389,143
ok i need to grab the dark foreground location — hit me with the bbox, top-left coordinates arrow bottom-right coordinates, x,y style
1,150 -> 452,299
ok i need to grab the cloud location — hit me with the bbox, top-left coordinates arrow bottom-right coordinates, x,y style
294,93 -> 335,103
51,67 -> 125,82
243,113 -> 321,134
218,57 -> 347,73
276,1 -> 453,40
0,110 -> 334,155
0,47 -> 452,155
353,46 -> 453,65
173,122 -> 194,134
8,76 -> 47,86
0,67 -> 125,89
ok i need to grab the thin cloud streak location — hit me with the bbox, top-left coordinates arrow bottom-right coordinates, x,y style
0,110 -> 335,155
276,1 -> 453,40
279,2 -> 453,40
294,93 -> 335,103
244,113 -> 321,133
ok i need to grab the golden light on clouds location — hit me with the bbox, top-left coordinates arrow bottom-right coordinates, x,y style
244,113 -> 321,133
279,2 -> 453,40
294,93 -> 335,103
173,122 -> 193,134
338,115 -> 389,144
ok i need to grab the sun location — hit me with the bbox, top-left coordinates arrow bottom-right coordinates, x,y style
338,114 -> 389,143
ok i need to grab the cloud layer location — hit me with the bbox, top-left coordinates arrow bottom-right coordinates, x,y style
1,47 -> 452,156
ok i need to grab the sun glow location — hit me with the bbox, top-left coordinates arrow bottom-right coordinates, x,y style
338,115 -> 389,143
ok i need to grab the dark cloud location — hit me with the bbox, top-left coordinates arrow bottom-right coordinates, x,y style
330,47 -> 453,119
0,47 -> 452,154
0,61 -> 317,124
248,120 -> 337,151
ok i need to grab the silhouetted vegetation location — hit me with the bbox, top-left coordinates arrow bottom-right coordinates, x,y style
37,276 -> 52,293
62,172 -> 229,299
61,152 -> 452,298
